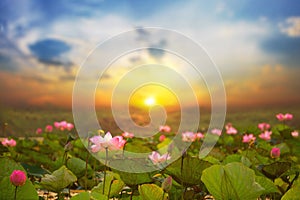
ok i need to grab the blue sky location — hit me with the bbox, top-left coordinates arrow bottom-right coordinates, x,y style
0,0 -> 300,108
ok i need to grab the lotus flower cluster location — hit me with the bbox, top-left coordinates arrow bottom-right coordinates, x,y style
276,113 -> 293,121
36,120 -> 74,134
1,138 -> 16,147
54,121 -> 74,131
90,132 -> 126,152
182,131 -> 204,142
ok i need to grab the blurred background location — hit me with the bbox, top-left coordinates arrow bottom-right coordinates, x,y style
0,0 -> 299,136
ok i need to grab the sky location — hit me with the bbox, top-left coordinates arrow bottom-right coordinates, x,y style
0,0 -> 300,110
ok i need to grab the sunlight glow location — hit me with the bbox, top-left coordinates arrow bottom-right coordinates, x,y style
144,97 -> 156,106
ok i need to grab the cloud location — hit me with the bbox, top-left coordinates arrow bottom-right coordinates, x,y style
28,38 -> 72,67
260,34 -> 300,67
279,17 -> 300,37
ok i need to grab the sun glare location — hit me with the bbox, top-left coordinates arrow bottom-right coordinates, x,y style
144,97 -> 156,106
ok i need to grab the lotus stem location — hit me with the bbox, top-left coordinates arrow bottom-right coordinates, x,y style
107,179 -> 113,200
14,186 -> 17,200
85,154 -> 89,191
103,147 -> 108,194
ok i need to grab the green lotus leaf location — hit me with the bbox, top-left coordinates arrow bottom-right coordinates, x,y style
40,165 -> 77,193
139,184 -> 168,200
261,162 -> 291,180
165,156 -> 212,186
201,162 -> 264,200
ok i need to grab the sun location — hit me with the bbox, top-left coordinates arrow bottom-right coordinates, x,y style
144,97 -> 156,106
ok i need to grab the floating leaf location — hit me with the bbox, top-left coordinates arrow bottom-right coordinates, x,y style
157,138 -> 172,149
70,191 -> 90,200
125,139 -> 152,153
40,165 -> 77,193
90,192 -> 108,200
201,162 -> 264,200
202,156 -> 220,165
21,162 -> 50,178
66,157 -> 93,178
121,196 -> 142,200
223,154 -> 251,167
78,176 -> 97,190
91,172 -> 125,198
255,176 -> 280,195
224,154 -> 238,164
139,184 -> 168,200
275,143 -> 290,155
261,162 -> 291,180
165,156 -> 211,186
111,159 -> 154,186
281,179 -> 300,200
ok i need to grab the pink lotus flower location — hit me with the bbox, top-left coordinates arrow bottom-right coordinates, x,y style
196,132 -> 204,139
45,125 -> 53,133
10,170 -> 26,186
90,132 -> 126,152
66,123 -> 74,131
225,123 -> 238,134
54,121 -> 60,129
276,113 -> 293,121
259,131 -> 272,141
159,135 -> 166,142
270,147 -> 280,158
148,151 -> 171,165
211,128 -> 222,136
182,132 -> 196,142
35,128 -> 42,134
122,132 -> 134,139
226,127 -> 238,135
258,123 -> 271,131
111,136 -> 126,149
1,138 -> 16,147
242,134 -> 256,143
159,125 -> 171,133
291,131 -> 299,138
59,121 -> 68,130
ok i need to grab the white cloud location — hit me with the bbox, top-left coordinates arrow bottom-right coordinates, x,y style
5,0 -> 274,81
279,17 -> 300,37
136,1 -> 272,75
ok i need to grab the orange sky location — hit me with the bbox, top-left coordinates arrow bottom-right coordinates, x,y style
1,63 -> 300,110
1,1 -> 300,111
